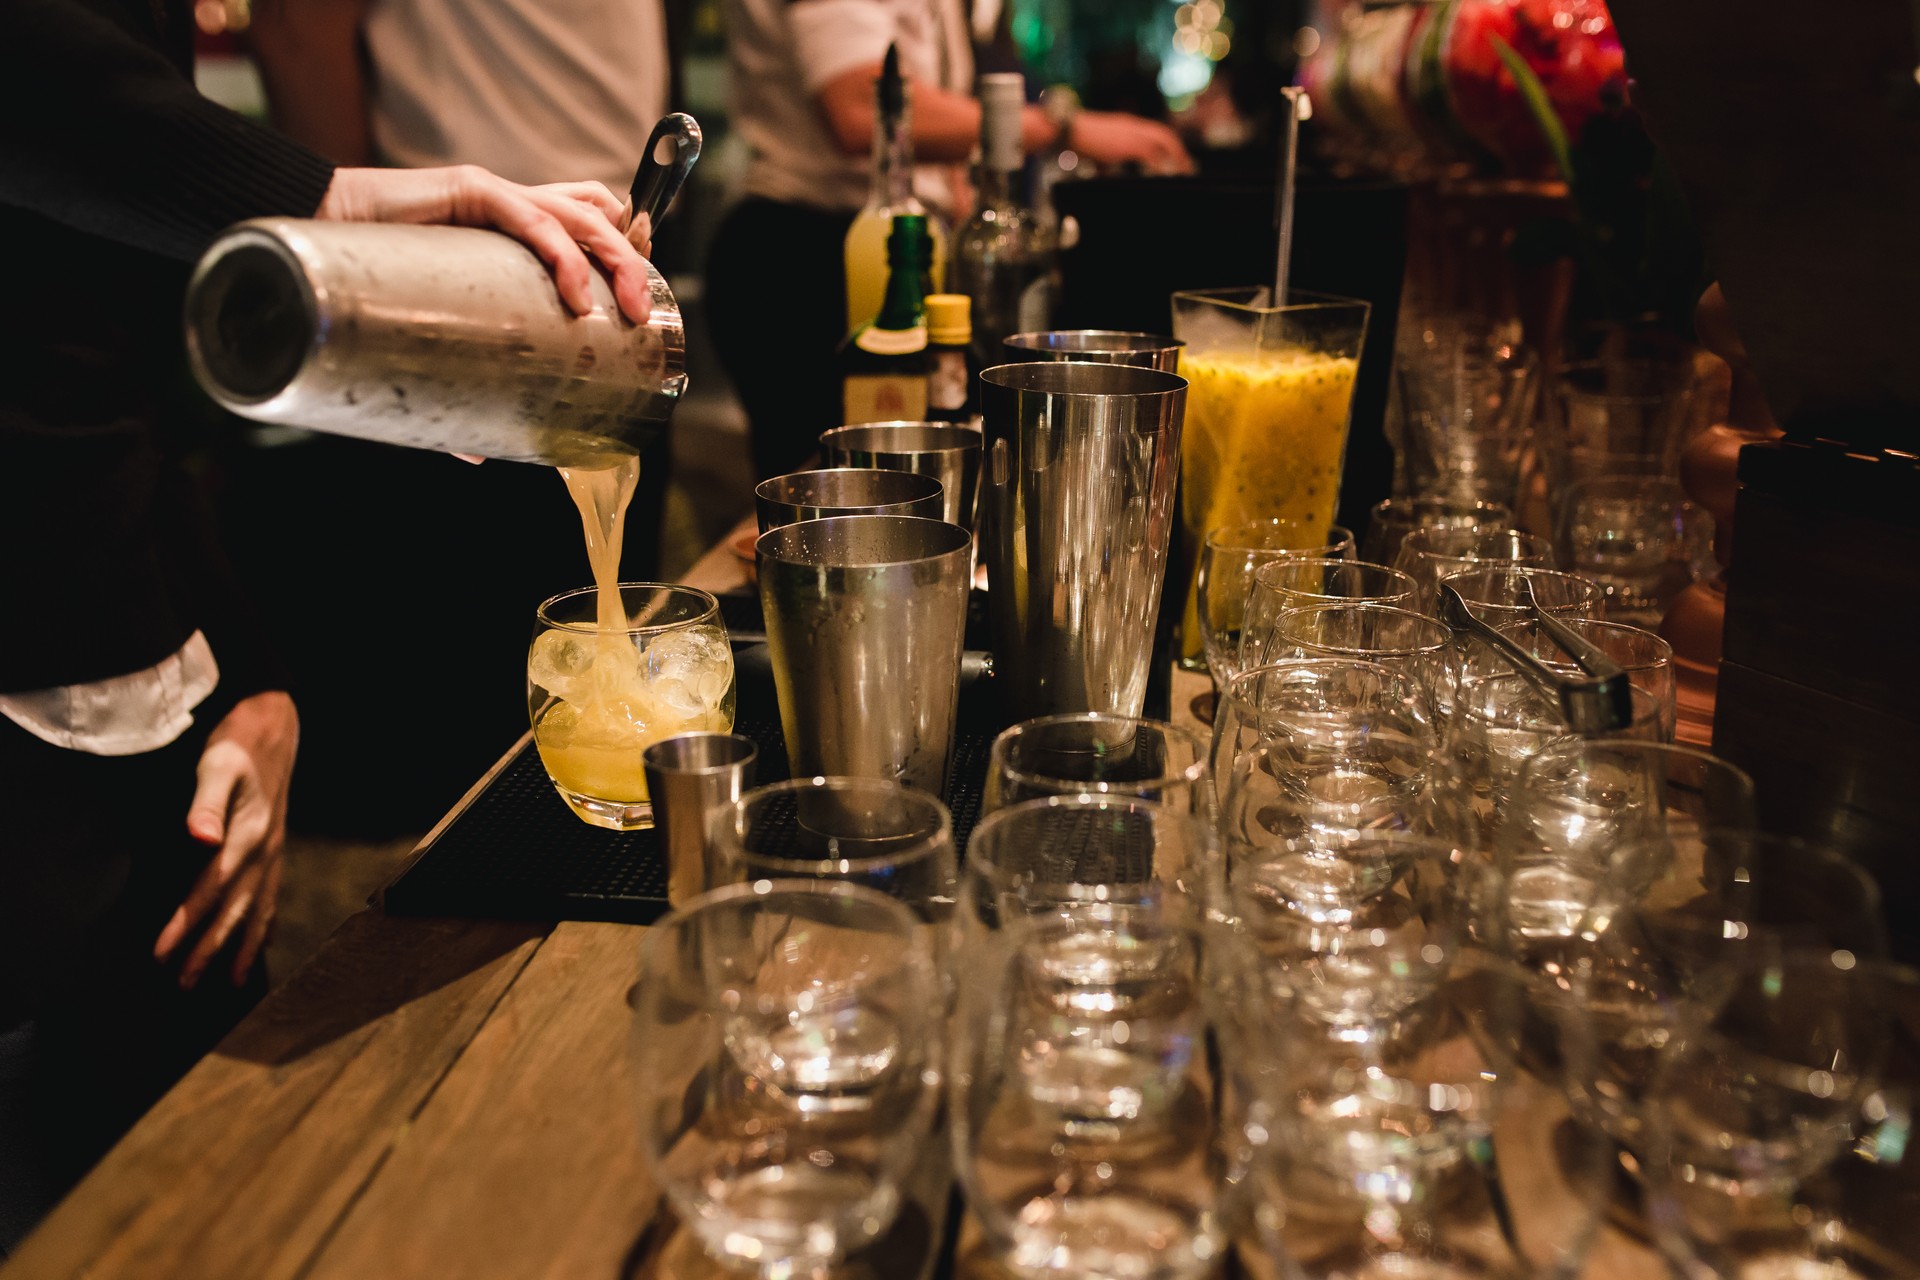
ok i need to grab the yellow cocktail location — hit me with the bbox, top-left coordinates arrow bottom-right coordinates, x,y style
529,584 -> 736,829
1170,290 -> 1370,666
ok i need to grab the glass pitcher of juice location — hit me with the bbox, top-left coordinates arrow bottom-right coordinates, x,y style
1170,288 -> 1370,668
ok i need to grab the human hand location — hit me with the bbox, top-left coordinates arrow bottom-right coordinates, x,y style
155,691 -> 299,989
1068,111 -> 1195,174
315,167 -> 655,323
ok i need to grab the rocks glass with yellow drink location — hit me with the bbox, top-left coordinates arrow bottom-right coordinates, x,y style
1170,288 -> 1370,669
528,583 -> 736,829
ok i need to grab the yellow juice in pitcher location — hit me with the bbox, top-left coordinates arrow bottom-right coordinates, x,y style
1176,350 -> 1360,660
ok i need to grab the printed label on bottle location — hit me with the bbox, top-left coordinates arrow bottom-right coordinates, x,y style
844,374 -> 929,425
853,325 -> 930,356
929,351 -> 968,412
1017,275 -> 1053,333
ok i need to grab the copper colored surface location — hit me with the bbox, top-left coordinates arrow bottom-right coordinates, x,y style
1659,285 -> 1782,749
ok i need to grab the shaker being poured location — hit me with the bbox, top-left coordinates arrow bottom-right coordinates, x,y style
182,114 -> 702,469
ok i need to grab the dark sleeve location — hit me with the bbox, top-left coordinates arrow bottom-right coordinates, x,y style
0,0 -> 338,263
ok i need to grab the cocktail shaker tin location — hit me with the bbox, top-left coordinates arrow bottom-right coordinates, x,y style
183,115 -> 701,466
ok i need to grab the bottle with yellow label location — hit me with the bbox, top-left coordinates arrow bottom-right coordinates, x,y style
841,214 -> 931,425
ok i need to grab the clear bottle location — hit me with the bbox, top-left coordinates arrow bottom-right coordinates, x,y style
954,72 -> 1054,372
845,45 -> 949,335
923,293 -> 976,425
841,214 -> 932,424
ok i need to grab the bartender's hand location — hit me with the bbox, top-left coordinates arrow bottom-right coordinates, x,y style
155,691 -> 300,989
315,166 -> 654,324
1068,112 -> 1194,174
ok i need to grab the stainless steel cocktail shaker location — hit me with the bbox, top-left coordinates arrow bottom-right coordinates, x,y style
183,116 -> 701,467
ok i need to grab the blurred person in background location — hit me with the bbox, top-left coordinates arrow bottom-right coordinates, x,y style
0,0 -> 652,1250
708,0 -> 1193,480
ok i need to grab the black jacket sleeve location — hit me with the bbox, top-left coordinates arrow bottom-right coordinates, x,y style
0,0 -> 337,262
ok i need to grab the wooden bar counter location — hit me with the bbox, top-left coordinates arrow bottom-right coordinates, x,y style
0,524 -> 1661,1280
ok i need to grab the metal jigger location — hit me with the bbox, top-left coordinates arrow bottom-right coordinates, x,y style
641,733 -> 758,906
756,515 -> 974,794
978,360 -> 1188,720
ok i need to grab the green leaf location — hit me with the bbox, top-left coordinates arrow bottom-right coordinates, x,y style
1488,32 -> 1576,188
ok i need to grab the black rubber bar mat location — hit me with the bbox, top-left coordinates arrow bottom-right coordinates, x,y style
384,697 -> 996,927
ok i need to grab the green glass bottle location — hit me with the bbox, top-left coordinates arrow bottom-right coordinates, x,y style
841,213 -> 932,425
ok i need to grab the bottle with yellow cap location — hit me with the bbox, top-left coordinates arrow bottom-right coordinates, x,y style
924,293 -> 976,426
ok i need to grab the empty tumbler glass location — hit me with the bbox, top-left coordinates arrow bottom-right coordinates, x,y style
632,881 -> 941,1277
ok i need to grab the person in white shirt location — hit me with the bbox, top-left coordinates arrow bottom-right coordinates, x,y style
709,0 -> 1192,479
250,0 -> 671,191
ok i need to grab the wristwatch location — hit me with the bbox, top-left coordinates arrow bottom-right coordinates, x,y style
1039,85 -> 1082,152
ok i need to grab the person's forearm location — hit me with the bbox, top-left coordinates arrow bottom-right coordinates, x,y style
248,0 -> 375,165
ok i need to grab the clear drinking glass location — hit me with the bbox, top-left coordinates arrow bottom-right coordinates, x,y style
1233,965 -> 1614,1280
1643,956 -> 1914,1280
960,794 -> 1215,941
1211,659 -> 1437,808
1240,558 -> 1418,671
983,714 -> 1211,817
1170,288 -> 1371,667
1437,565 -> 1606,627
1218,689 -> 1441,853
949,906 -> 1228,1279
1393,526 -> 1553,605
632,880 -> 940,1277
1492,616 -> 1677,739
1500,741 -> 1755,943
708,777 -> 958,923
1195,518 -> 1355,680
1446,671 -> 1668,848
1246,601 -> 1456,710
1554,474 -> 1714,627
1393,328 -> 1539,507
1548,357 -> 1699,490
1222,820 -> 1464,1046
1515,832 -> 1885,1159
1361,495 -> 1512,565
528,583 -> 735,829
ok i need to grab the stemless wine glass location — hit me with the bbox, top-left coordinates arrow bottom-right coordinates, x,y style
1644,957 -> 1916,1280
1493,616 -> 1676,738
961,794 -> 1215,941
1500,741 -> 1755,940
983,714 -> 1211,817
1248,602 -> 1457,713
1222,817 -> 1465,1046
1362,495 -> 1512,566
1236,971 -> 1614,1280
1519,832 -> 1886,1161
528,582 -> 735,830
1196,518 -> 1356,679
1446,670 -> 1668,848
1240,558 -> 1418,671
1554,474 -> 1714,627
708,777 -> 958,923
1437,565 -> 1608,628
632,881 -> 940,1278
1211,658 -> 1437,807
1393,527 -> 1553,605
950,906 -> 1228,1279
1218,690 -> 1441,850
